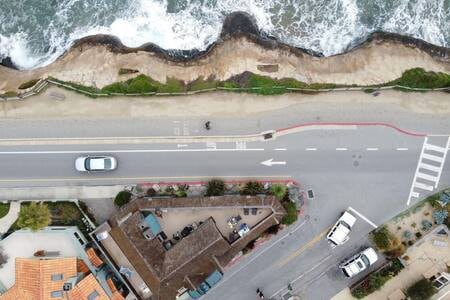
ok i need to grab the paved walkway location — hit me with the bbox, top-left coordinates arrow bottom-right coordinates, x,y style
0,185 -> 126,201
0,202 -> 20,234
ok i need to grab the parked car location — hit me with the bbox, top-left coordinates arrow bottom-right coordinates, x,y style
326,211 -> 357,247
339,247 -> 378,278
75,156 -> 117,172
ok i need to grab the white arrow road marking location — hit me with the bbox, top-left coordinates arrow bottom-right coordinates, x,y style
261,158 -> 287,167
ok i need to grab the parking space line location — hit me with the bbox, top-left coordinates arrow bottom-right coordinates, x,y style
348,206 -> 378,228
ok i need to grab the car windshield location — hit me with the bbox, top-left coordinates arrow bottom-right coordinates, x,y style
361,255 -> 370,267
340,221 -> 351,230
104,159 -> 111,169
84,158 -> 91,170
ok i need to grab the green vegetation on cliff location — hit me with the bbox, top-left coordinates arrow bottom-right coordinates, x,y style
40,68 -> 449,98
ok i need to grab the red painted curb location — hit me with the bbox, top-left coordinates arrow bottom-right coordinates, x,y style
137,179 -> 300,187
276,122 -> 427,137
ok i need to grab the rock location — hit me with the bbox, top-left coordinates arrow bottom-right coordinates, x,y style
0,57 -> 18,70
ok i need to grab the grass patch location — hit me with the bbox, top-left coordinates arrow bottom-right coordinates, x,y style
0,203 -> 10,219
18,79 -> 40,90
189,77 -> 218,91
157,78 -> 185,93
49,77 -> 101,97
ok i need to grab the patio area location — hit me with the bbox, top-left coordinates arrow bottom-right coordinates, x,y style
0,227 -> 88,290
151,206 -> 272,242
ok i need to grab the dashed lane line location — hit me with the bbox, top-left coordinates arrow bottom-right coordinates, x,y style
348,206 -> 378,228
336,148 -> 348,151
0,148 -> 265,155
305,148 -> 317,151
274,148 -> 287,151
396,148 -> 409,151
366,148 -> 379,151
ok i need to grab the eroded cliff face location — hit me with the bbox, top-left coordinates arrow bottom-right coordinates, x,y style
0,12 -> 449,93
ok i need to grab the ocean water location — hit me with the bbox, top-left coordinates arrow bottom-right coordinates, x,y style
0,0 -> 449,70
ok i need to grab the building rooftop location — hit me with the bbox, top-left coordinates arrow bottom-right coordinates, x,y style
0,257 -> 124,300
93,195 -> 286,299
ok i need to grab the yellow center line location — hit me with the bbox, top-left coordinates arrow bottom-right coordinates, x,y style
276,226 -> 331,268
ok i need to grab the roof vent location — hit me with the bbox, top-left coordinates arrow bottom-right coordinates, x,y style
63,282 -> 72,291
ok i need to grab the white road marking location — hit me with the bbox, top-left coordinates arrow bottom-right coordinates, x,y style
420,163 -> 441,172
177,144 -> 188,148
274,148 -> 287,151
210,219 -> 308,289
305,148 -> 317,151
348,206 -> 378,228
434,136 -> 450,188
261,158 -> 287,167
336,148 -> 348,151
422,153 -> 444,163
0,148 -> 265,155
366,148 -> 378,151
416,172 -> 438,182
414,182 -> 434,191
396,148 -> 408,151
206,142 -> 217,149
436,290 -> 450,300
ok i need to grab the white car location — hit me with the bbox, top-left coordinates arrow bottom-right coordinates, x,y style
339,247 -> 378,278
75,156 -> 117,172
326,211 -> 357,247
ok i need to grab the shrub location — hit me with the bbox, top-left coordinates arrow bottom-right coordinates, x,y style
433,210 -> 448,225
421,220 -> 433,231
372,226 -> 393,250
392,68 -> 450,89
369,273 -> 392,290
206,179 -> 226,196
17,202 -> 51,231
241,181 -> 265,196
18,79 -> 40,89
0,203 -> 10,218
146,188 -> 157,197
118,68 -> 138,75
403,230 -> 412,239
406,279 -> 437,300
265,224 -> 281,235
440,190 -> 450,205
188,77 -> 218,91
114,191 -> 132,207
174,184 -> 188,198
270,184 -> 287,200
415,232 -> 422,238
157,78 -> 184,93
281,202 -> 297,225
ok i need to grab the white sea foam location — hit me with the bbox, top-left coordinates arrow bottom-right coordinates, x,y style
0,0 -> 448,70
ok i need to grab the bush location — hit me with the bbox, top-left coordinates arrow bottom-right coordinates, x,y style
241,181 -> 265,196
17,202 -> 51,231
18,79 -> 40,89
403,230 -> 412,239
421,220 -> 433,231
433,210 -> 448,225
206,179 -> 226,196
270,184 -> 287,200
372,226 -> 393,250
281,202 -> 298,225
118,68 -> 138,75
114,191 -> 132,207
0,203 -> 10,218
157,78 -> 184,93
440,190 -> 450,205
146,188 -> 157,197
415,232 -> 422,239
406,279 -> 437,300
392,68 -> 450,89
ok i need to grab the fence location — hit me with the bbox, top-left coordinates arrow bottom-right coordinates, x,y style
0,77 -> 449,100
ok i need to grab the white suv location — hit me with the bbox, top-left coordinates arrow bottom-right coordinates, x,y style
326,211 -> 357,247
339,247 -> 378,278
75,156 -> 117,172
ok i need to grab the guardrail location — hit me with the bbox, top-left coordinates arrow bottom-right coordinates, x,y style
0,77 -> 449,100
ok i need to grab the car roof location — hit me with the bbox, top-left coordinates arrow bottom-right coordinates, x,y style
328,223 -> 350,244
90,157 -> 106,170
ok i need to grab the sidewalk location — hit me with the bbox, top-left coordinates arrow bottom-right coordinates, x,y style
0,185 -> 126,201
0,202 -> 20,234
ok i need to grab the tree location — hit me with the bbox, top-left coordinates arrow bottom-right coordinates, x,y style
17,202 -> 51,231
372,226 -> 393,250
206,179 -> 226,196
270,184 -> 287,200
114,191 -> 132,207
407,279 -> 437,300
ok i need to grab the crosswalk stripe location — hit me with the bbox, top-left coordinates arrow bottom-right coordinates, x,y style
414,182 -> 434,191
416,172 -> 438,182
420,163 -> 441,172
424,143 -> 447,153
422,153 -> 444,163
411,192 -> 420,198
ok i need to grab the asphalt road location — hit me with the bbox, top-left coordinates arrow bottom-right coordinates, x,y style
0,123 -> 449,299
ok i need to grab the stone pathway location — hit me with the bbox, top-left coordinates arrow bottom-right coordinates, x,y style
0,202 -> 20,234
